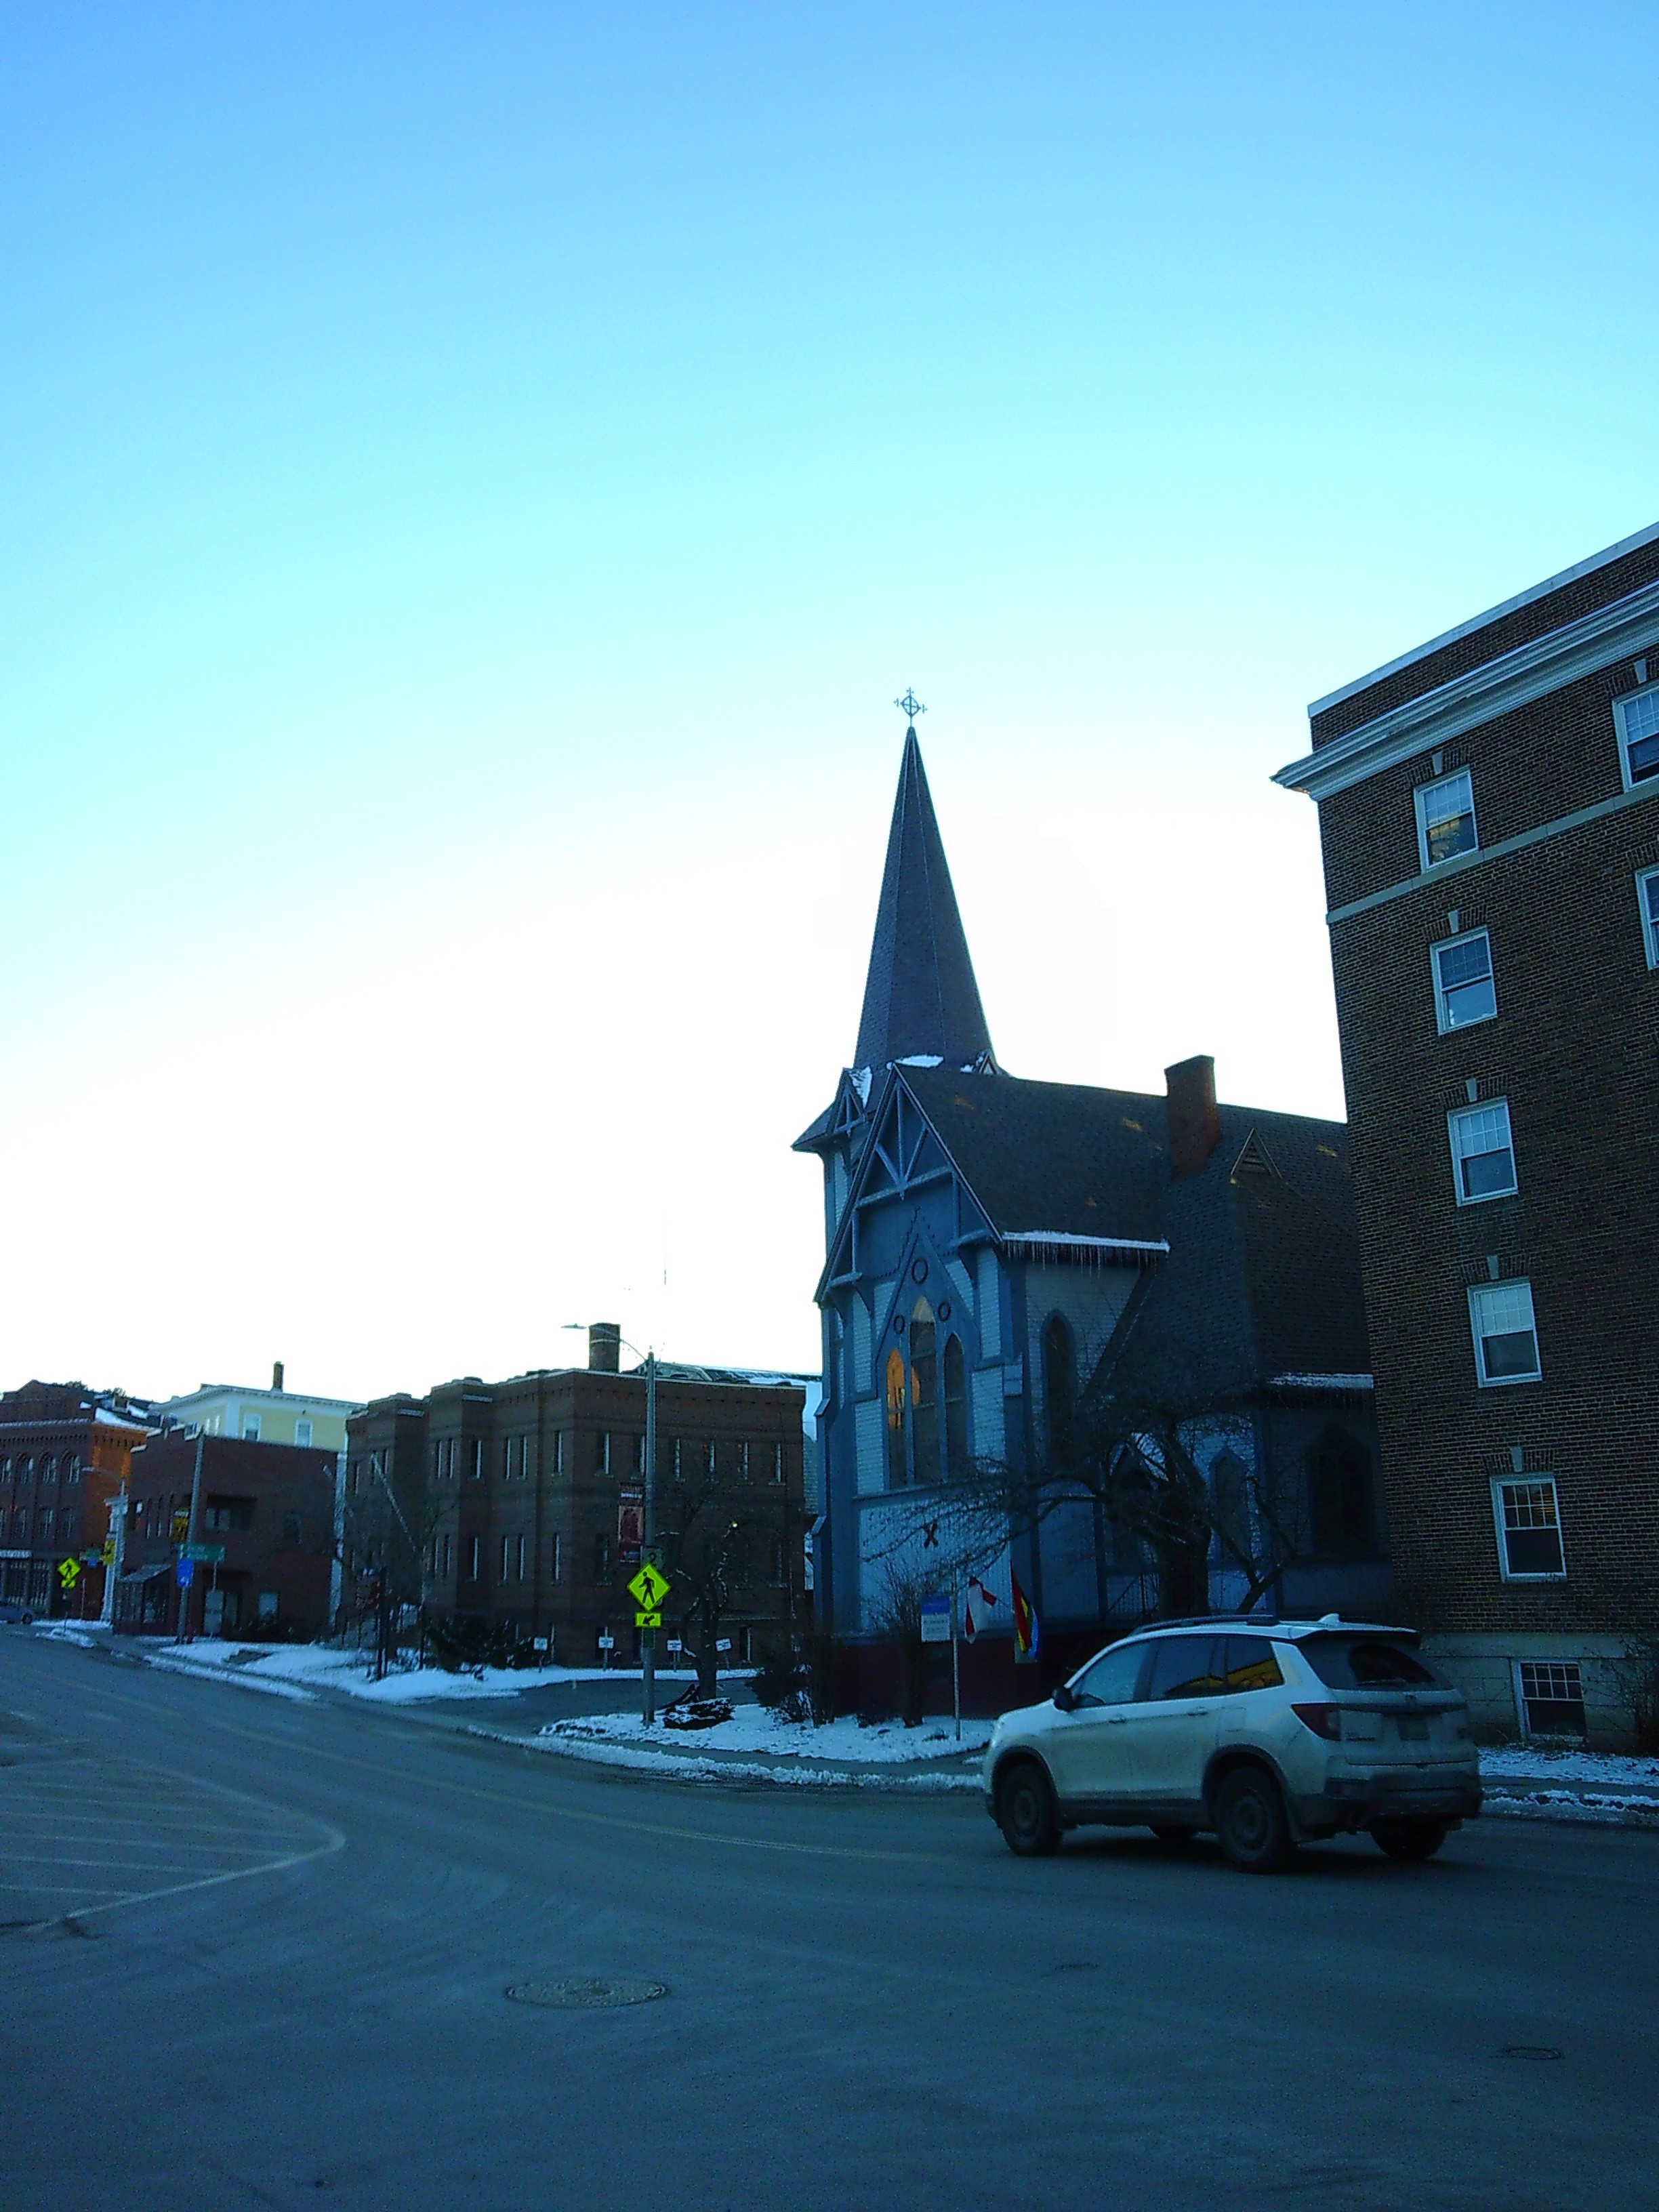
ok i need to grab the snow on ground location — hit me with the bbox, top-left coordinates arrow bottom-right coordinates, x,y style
98,1636 -> 716,1704
542,1708 -> 994,1764
1479,1746 -> 1659,1789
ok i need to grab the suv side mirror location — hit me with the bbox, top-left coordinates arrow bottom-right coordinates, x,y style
1052,1683 -> 1076,1713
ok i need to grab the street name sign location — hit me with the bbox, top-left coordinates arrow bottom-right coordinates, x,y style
184,1542 -> 226,1563
627,1563 -> 670,1610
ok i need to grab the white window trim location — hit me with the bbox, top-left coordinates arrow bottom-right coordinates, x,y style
1414,768 -> 1479,873
1446,1097 -> 1517,1205
1636,864 -> 1659,970
1511,1656 -> 1587,1740
1613,680 -> 1659,792
1431,927 -> 1497,1036
1467,1279 -> 1542,1387
1489,1475 -> 1567,1583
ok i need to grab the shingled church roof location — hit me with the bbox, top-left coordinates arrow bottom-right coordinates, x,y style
853,726 -> 993,1073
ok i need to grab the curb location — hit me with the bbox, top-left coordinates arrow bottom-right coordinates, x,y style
466,1724 -> 985,1793
480,1727 -> 1659,1825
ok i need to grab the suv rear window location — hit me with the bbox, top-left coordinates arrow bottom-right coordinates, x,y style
1300,1635 -> 1440,1690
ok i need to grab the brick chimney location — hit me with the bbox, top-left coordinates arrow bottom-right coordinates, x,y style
588,1323 -> 621,1373
1165,1055 -> 1221,1179
272,1360 -> 285,1393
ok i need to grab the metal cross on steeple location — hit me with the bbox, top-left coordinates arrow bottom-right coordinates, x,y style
894,689 -> 926,729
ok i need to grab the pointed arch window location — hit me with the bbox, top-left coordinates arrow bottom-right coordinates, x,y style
910,1300 -> 939,1483
1042,1315 -> 1076,1465
884,1347 -> 907,1488
943,1335 -> 968,1481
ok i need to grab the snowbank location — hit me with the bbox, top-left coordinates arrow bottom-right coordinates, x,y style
544,1707 -> 994,1764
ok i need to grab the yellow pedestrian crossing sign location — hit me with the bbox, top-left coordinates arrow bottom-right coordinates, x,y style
627,1562 -> 670,1610
57,1557 -> 81,1587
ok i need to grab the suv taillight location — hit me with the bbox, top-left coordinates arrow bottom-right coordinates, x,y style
1291,1702 -> 1342,1741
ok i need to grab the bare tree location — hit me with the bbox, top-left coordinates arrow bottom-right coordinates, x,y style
655,1452 -> 796,1698
337,1460 -> 441,1679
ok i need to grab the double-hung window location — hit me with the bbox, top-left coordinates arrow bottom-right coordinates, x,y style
1415,769 -> 1478,868
1636,867 -> 1659,968
1468,1279 -> 1541,1385
1448,1100 -> 1517,1202
1433,930 -> 1496,1031
1491,1477 -> 1565,1580
1515,1659 -> 1585,1739
1615,682 -> 1659,787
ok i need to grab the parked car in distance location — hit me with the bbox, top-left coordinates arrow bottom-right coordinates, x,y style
0,1600 -> 36,1624
983,1615 -> 1481,1873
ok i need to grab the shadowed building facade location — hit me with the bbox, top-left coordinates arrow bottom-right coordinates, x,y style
1275,520 -> 1659,1744
796,714 -> 1385,1707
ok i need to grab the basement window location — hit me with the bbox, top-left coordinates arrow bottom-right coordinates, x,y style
1492,1477 -> 1565,1580
1515,1659 -> 1586,1740
1414,769 -> 1478,869
1448,1100 -> 1517,1202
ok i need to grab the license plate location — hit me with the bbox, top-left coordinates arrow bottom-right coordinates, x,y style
1395,1715 -> 1429,1742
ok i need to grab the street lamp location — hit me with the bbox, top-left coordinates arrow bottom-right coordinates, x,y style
563,1323 -> 661,1727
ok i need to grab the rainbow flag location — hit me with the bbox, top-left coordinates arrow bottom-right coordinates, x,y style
1011,1571 -> 1040,1664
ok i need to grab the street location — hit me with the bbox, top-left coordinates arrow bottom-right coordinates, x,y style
3,1631 -> 1657,2212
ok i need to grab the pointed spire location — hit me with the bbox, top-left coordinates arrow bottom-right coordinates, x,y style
854,714 -> 994,1073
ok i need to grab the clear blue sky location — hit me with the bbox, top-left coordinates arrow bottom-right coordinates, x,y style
4,3 -> 1656,1400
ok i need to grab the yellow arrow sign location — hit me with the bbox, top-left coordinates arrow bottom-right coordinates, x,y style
57,1557 -> 81,1586
634,1610 -> 662,1630
627,1562 -> 670,1610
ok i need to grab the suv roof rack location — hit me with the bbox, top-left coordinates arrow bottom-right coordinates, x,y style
1130,1614 -> 1282,1631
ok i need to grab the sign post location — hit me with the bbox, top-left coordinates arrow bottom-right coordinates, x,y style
641,1349 -> 657,1726
951,1576 -> 962,1742
920,1592 -> 961,1740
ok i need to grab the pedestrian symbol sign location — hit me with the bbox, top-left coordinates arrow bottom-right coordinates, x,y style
57,1557 -> 81,1588
627,1563 -> 670,1610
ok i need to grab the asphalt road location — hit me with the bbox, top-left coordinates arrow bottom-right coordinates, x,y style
3,1631 -> 1657,2212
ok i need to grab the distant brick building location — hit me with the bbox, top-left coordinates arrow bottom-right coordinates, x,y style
115,1430 -> 337,1639
1275,520 -> 1659,1744
347,1330 -> 813,1666
0,1382 -> 150,1618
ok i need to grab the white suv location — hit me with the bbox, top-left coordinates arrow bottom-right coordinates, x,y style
983,1616 -> 1480,1872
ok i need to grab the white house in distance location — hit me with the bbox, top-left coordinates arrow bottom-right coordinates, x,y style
159,1364 -> 363,1455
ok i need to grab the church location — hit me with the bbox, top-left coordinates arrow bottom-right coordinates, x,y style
795,711 -> 1386,1701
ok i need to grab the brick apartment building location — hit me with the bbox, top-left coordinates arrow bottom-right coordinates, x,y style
347,1326 -> 813,1665
0,1382 -> 150,1618
115,1429 -> 337,1639
1276,519 -> 1659,1744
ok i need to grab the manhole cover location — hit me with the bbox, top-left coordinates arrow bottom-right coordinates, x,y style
506,1977 -> 669,2010
1502,2045 -> 1563,2062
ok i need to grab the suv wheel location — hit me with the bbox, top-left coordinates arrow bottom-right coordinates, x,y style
996,1760 -> 1061,1857
1372,1818 -> 1448,1862
1214,1767 -> 1296,1874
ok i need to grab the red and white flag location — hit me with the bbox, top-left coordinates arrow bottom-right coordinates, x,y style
964,1574 -> 1002,1643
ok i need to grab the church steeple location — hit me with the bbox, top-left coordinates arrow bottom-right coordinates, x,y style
853,701 -> 994,1073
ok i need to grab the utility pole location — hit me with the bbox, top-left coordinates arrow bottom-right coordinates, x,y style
177,1431 -> 205,1643
642,1347 -> 657,1727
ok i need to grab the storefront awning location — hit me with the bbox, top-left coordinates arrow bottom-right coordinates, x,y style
119,1563 -> 170,1584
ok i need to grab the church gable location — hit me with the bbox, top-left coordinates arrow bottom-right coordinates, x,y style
818,1071 -> 994,1298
